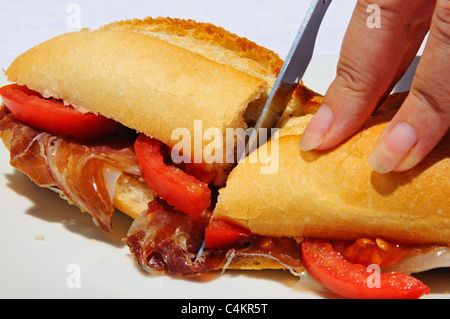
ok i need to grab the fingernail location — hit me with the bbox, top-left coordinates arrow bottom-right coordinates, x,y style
299,104 -> 334,151
368,122 -> 419,174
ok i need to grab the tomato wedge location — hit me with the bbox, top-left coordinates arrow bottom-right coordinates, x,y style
0,84 -> 120,139
301,239 -> 430,299
134,134 -> 211,217
204,218 -> 251,249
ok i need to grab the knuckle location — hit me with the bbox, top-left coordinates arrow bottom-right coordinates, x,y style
433,0 -> 450,45
410,84 -> 450,121
357,0 -> 435,27
335,56 -> 375,96
356,0 -> 402,7
356,0 -> 399,21
436,0 -> 450,21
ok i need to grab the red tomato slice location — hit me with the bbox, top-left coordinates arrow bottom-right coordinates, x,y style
204,218 -> 251,249
0,84 -> 120,139
301,239 -> 430,299
134,134 -> 211,217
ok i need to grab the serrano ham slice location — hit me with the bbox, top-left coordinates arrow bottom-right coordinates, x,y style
126,199 -> 305,276
0,109 -> 141,232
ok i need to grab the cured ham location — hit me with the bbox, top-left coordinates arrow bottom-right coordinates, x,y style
126,199 -> 450,284
126,199 -> 305,276
0,109 -> 141,232
126,199 -> 224,276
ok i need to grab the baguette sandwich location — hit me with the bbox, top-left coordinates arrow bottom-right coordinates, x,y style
1,17 -> 448,299
0,16 -> 320,272
0,17 -> 319,233
125,91 -> 450,298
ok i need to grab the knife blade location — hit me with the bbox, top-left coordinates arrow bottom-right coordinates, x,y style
246,0 -> 332,155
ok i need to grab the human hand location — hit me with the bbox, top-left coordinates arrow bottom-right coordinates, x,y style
299,0 -> 450,173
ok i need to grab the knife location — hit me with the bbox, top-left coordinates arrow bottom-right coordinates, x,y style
246,0 -> 332,155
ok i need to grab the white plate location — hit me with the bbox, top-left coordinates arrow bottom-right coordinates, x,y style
0,54 -> 448,299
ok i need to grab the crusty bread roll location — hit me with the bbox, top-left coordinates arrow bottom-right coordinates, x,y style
5,30 -> 264,186
213,92 -> 450,245
5,17 -> 322,187
2,17 -> 322,222
113,174 -> 156,220
1,17 -> 323,270
99,17 -> 323,125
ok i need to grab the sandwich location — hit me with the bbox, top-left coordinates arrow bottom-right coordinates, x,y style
0,15 -> 318,270
0,17 -> 320,233
1,17 -> 448,299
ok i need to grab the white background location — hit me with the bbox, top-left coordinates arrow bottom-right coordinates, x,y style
0,0 -> 358,62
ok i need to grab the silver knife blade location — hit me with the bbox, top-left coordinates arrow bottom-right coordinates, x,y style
247,0 -> 332,155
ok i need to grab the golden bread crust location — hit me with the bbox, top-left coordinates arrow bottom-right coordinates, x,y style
100,17 -> 323,125
101,17 -> 284,79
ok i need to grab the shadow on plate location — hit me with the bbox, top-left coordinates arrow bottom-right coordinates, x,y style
5,170 -> 133,247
